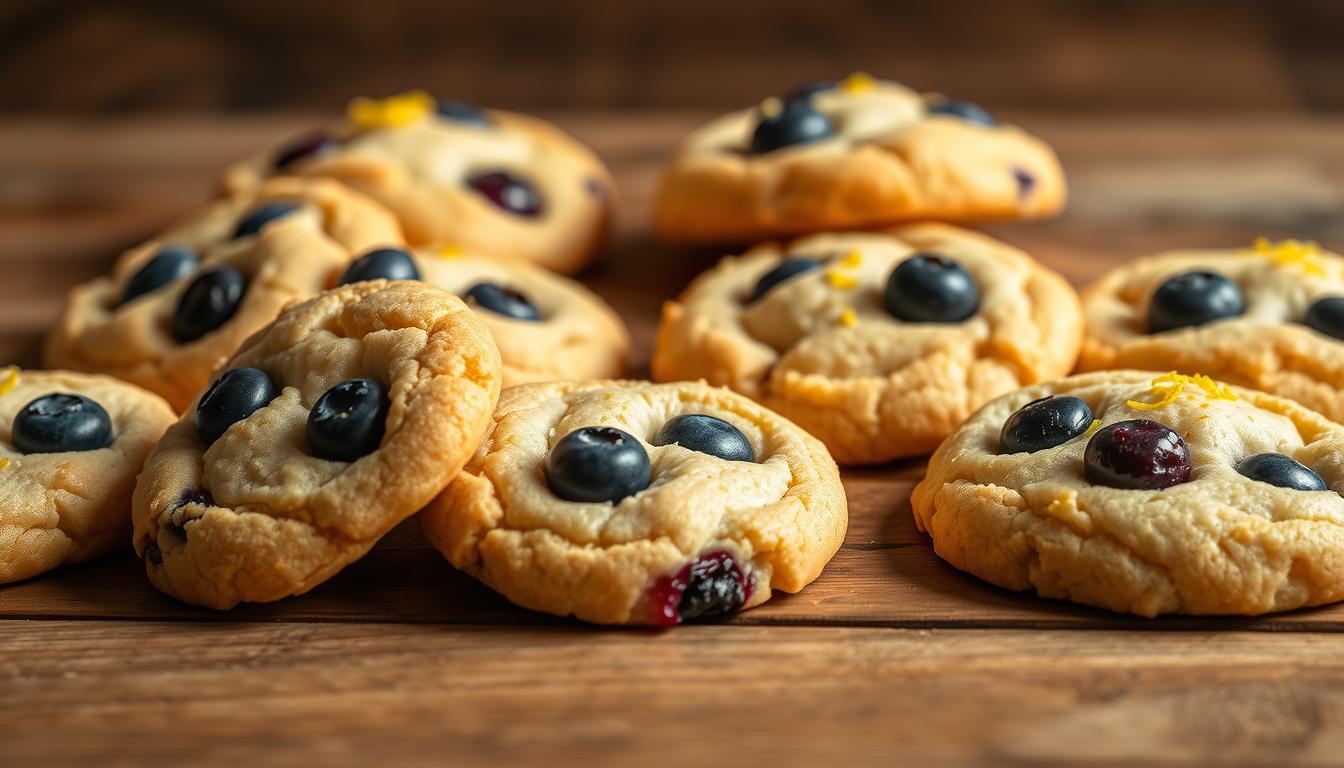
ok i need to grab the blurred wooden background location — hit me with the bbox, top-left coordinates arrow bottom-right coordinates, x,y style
1,0 -> 1341,114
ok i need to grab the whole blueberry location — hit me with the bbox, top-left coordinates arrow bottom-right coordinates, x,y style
436,100 -> 492,128
999,396 -> 1093,454
12,393 -> 113,453
463,282 -> 542,321
173,266 -> 246,342
467,171 -> 543,217
654,414 -> 754,462
545,426 -> 651,504
195,367 -> 277,446
1236,453 -> 1326,492
232,202 -> 300,239
1147,271 -> 1245,334
1304,297 -> 1344,341
1084,419 -> 1192,490
338,247 -> 421,285
678,551 -> 748,622
749,257 -> 823,302
272,132 -> 338,170
884,252 -> 980,323
927,98 -> 997,127
122,245 -> 198,305
750,102 -> 833,154
306,378 -> 390,462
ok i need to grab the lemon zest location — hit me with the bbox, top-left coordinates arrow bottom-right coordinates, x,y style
1248,236 -> 1326,277
838,249 -> 863,269
1084,419 -> 1101,437
839,307 -> 858,327
0,366 -> 18,395
0,458 -> 9,470
1126,372 -> 1237,411
433,244 -> 465,259
347,90 -> 435,131
826,271 -> 860,290
838,72 -> 878,94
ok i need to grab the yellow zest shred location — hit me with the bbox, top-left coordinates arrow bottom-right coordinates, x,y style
838,72 -> 878,94
1126,372 -> 1237,411
0,366 -> 18,395
1248,236 -> 1326,277
1084,419 -> 1101,437
759,97 -> 783,118
826,271 -> 860,290
840,307 -> 858,327
433,244 -> 465,259
347,90 -> 435,131
0,458 -> 9,470
838,249 -> 863,269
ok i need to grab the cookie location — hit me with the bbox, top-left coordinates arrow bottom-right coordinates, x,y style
420,379 -> 847,625
131,280 -> 502,609
656,73 -> 1065,243
1079,238 -> 1344,423
336,245 -> 629,386
652,224 -> 1082,464
913,370 -> 1344,616
223,91 -> 614,274
0,368 -> 175,584
44,177 -> 404,412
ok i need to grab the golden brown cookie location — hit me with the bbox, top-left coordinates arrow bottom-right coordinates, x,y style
656,73 -> 1065,244
913,370 -> 1344,617
223,91 -> 614,274
131,281 -> 501,609
652,224 -> 1082,464
1079,238 -> 1344,423
44,177 -> 404,412
420,379 -> 847,625
0,368 -> 174,584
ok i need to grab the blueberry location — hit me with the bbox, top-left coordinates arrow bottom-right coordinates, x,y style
172,266 -> 246,342
467,171 -> 543,217
750,102 -> 833,154
306,378 -> 389,462
272,132 -> 338,170
927,98 -> 997,127
436,100 -> 492,127
1084,419 -> 1192,490
11,394 -> 112,453
999,396 -> 1093,454
678,551 -> 748,622
784,80 -> 836,106
463,282 -> 541,321
232,202 -> 300,239
338,247 -> 421,285
195,367 -> 277,446
749,257 -> 822,302
884,253 -> 980,323
653,414 -> 753,462
1236,453 -> 1326,492
1304,297 -> 1344,341
122,245 -> 197,305
1147,271 -> 1244,334
545,426 -> 651,504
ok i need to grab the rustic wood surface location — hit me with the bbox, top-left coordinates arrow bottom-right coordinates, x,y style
1,111 -> 1343,766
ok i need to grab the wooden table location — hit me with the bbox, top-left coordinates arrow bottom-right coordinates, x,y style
2,112 -> 1343,766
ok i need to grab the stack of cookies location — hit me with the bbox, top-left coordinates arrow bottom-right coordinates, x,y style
5,77 -> 1343,625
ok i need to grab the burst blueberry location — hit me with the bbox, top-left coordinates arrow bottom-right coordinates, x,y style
750,102 -> 833,154
338,247 -> 421,285
1304,297 -> 1344,341
306,378 -> 389,462
232,202 -> 300,239
749,257 -> 822,302
1147,271 -> 1244,333
648,550 -> 750,626
173,266 -> 245,342
467,171 -> 543,217
12,393 -> 113,453
999,396 -> 1093,454
122,245 -> 197,305
654,414 -> 753,462
195,367 -> 277,446
463,282 -> 542,321
545,426 -> 651,504
1236,453 -> 1326,492
1084,419 -> 1192,490
884,253 -> 980,323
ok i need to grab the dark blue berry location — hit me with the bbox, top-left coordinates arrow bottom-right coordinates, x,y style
306,378 -> 389,462
463,283 -> 541,321
12,394 -> 112,453
678,551 -> 748,622
467,171 -> 542,217
272,132 -> 338,170
545,427 -> 651,504
195,368 -> 277,446
750,103 -> 833,154
1147,271 -> 1244,334
436,100 -> 492,128
1084,419 -> 1192,490
784,80 -> 836,106
927,98 -> 997,127
173,266 -> 246,342
999,396 -> 1093,454
338,247 -> 421,285
1304,297 -> 1344,341
884,253 -> 980,323
654,414 -> 753,462
1236,453 -> 1326,492
122,245 -> 197,305
232,202 -> 300,239
749,258 -> 822,302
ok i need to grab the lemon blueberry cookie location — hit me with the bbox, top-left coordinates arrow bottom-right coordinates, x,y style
652,224 -> 1082,464
131,280 -> 502,609
0,368 -> 175,584
656,73 -> 1065,244
44,177 -> 404,412
1079,238 -> 1344,423
420,380 -> 847,625
335,245 -> 628,386
223,91 -> 614,274
913,370 -> 1344,617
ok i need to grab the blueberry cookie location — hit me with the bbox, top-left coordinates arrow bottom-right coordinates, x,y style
652,224 -> 1082,464
336,245 -> 628,386
44,178 -> 404,412
913,370 -> 1344,616
0,368 -> 175,584
1079,238 -> 1344,423
419,380 -> 847,625
656,73 -> 1065,244
131,281 -> 502,609
223,91 -> 614,274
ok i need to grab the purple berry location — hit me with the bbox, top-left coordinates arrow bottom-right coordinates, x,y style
1084,419 -> 1192,490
